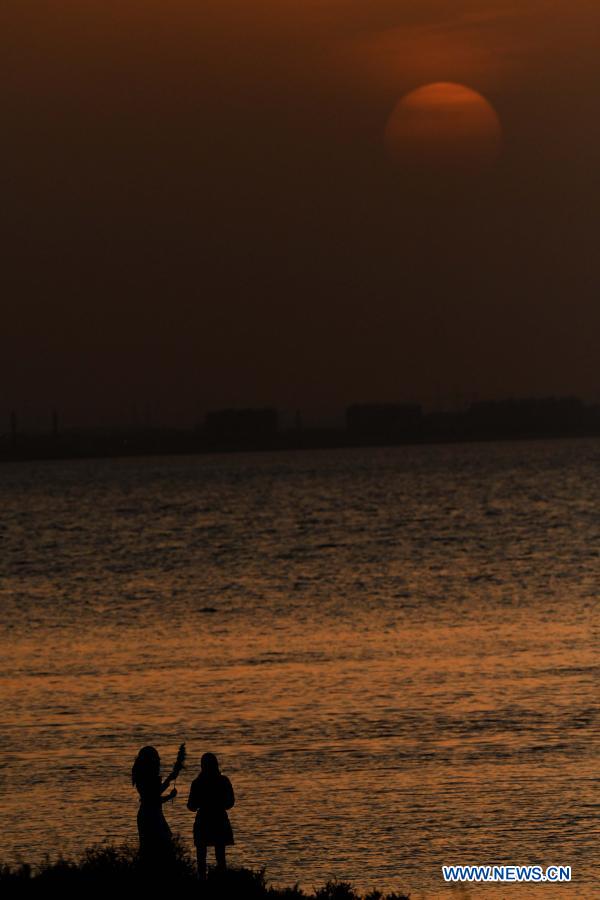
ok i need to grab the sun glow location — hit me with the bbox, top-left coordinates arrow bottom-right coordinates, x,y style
385,82 -> 502,170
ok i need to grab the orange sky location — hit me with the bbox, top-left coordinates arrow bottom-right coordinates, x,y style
2,1 -> 599,425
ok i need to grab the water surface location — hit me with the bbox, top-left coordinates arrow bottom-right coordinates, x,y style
0,440 -> 598,896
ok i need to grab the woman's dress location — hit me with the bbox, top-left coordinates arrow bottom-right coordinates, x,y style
187,773 -> 235,847
136,775 -> 173,859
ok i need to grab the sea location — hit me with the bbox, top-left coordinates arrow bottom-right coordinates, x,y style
0,439 -> 598,897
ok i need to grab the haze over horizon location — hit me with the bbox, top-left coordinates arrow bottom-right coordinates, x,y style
3,1 -> 599,427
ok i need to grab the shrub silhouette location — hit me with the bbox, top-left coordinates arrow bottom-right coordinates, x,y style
0,842 -> 410,900
315,882 -> 359,900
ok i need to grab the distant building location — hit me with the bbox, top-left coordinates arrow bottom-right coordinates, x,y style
346,403 -> 422,439
204,407 -> 279,442
466,396 -> 584,433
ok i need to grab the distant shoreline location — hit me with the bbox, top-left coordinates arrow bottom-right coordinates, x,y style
1,423 -> 599,465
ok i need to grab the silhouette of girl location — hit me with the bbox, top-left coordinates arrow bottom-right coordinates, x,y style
187,752 -> 235,879
132,746 -> 177,865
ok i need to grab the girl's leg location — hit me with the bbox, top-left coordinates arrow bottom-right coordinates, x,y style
196,844 -> 207,880
215,844 -> 226,871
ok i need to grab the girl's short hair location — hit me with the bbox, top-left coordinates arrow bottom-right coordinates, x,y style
200,752 -> 220,775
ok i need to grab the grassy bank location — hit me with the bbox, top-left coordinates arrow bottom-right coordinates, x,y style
0,842 -> 410,899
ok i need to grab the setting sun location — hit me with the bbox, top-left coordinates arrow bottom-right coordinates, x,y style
384,82 -> 502,170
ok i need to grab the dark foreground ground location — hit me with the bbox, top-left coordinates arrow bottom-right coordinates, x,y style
0,843 -> 410,900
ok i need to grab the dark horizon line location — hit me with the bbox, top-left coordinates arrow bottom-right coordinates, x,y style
4,392 -> 599,432
2,395 -> 600,464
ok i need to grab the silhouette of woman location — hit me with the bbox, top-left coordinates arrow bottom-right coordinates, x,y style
187,752 -> 235,879
132,746 -> 177,866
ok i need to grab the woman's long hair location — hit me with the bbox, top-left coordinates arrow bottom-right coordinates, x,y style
132,745 -> 160,786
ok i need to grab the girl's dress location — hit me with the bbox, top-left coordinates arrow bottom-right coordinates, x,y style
135,775 -> 173,857
187,773 -> 235,847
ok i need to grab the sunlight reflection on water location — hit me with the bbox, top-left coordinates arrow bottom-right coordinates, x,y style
0,440 -> 598,896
